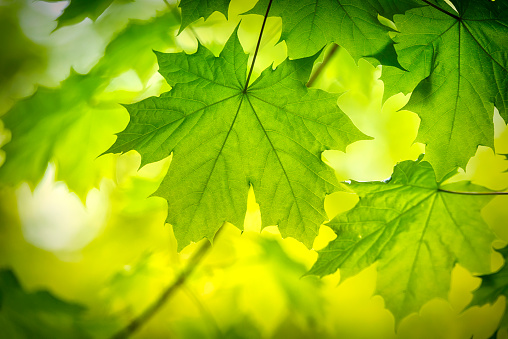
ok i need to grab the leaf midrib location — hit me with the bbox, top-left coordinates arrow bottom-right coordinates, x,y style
245,95 -> 310,234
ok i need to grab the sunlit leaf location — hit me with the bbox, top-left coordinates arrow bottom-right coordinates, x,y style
310,157 -> 496,321
382,0 -> 508,179
178,0 -> 231,33
244,0 -> 423,64
106,27 -> 368,249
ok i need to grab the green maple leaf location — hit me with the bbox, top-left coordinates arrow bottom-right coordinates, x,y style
382,0 -> 508,180
178,0 -> 231,33
471,246 -> 508,329
106,27 -> 368,250
309,157 -> 495,321
0,269 -> 88,338
42,0 -> 133,28
244,0 -> 423,64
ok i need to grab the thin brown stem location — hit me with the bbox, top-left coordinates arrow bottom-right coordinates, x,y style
438,189 -> 508,196
306,44 -> 340,87
109,226 -> 223,339
243,0 -> 274,93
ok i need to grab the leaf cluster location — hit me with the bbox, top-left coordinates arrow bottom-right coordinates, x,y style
1,0 -> 508,334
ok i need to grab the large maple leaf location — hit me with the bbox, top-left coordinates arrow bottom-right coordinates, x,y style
106,27 -> 368,249
382,0 -> 508,180
309,157 -> 496,321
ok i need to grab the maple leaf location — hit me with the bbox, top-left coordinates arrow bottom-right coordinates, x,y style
471,246 -> 508,330
244,0 -> 423,64
106,27 -> 368,250
382,0 -> 508,180
309,156 -> 496,321
178,0 -> 231,34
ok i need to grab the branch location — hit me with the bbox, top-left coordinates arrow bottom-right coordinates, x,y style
438,188 -> 508,196
110,230 -> 219,339
244,0 -> 274,92
306,43 -> 340,87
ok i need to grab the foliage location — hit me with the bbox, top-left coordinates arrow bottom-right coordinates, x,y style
179,0 -> 231,33
382,0 -> 508,179
0,0 -> 507,338
42,0 -> 135,28
472,246 -> 508,331
0,9 -> 179,194
245,0 -> 421,64
0,269 -> 88,338
309,157 -> 495,321
106,27 -> 367,249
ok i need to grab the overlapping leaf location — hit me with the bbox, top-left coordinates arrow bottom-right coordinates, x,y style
0,11 -> 178,195
178,0 -> 231,33
382,0 -> 508,179
0,269 -> 88,338
471,246 -> 508,329
106,27 -> 368,249
244,0 -> 423,63
309,157 -> 495,321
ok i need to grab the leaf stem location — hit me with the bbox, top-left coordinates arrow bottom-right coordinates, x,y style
438,188 -> 508,196
243,0 -> 274,93
109,227 -> 221,339
422,0 -> 460,21
306,44 -> 340,87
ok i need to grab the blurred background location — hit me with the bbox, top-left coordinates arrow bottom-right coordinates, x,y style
1,0 -> 508,338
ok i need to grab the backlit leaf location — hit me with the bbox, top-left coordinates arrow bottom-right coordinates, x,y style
309,157 -> 495,321
106,27 -> 368,249
382,0 -> 508,179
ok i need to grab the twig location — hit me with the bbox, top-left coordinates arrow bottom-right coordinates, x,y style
244,0 -> 274,93
438,189 -> 508,196
306,43 -> 340,87
109,229 -> 220,339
